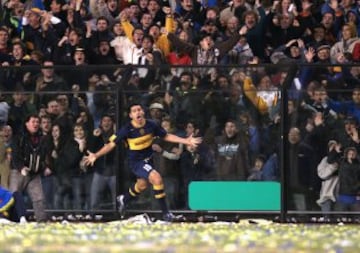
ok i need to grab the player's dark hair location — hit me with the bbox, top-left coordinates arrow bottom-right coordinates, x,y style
127,102 -> 143,113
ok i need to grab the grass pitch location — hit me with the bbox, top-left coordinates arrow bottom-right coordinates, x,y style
0,218 -> 359,253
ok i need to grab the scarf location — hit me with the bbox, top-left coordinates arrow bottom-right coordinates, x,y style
196,47 -> 218,65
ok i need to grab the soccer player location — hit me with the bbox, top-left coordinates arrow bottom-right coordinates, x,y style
84,103 -> 202,221
0,186 -> 27,223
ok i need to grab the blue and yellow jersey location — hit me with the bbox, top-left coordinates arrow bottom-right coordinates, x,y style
110,119 -> 167,161
0,186 -> 14,217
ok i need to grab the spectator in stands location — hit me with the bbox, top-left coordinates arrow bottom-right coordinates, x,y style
166,27 -> 241,76
316,140 -> 340,217
200,18 -> 220,41
266,12 -> 306,52
319,10 -> 340,46
115,10 -> 145,64
7,91 -> 37,136
164,71 -> 203,130
30,50 -> 44,64
201,74 -> 231,133
0,94 -> 10,127
137,34 -> 165,78
149,23 -> 167,50
138,12 -> 155,34
242,74 -> 281,119
330,22 -> 360,64
0,125 -> 12,189
262,152 -> 280,181
315,43 -> 332,63
54,28 -> 84,65
336,146 -> 360,215
0,27 -> 10,54
225,80 -> 250,121
22,8 -> 62,56
88,16 -> 114,51
1,1 -> 25,40
225,34 -> 254,64
64,2 -> 87,32
64,123 -> 93,210
55,94 -> 76,137
75,108 -> 95,136
48,123 -> 72,210
148,7 -> 176,57
287,127 -> 317,211
151,117 -> 182,209
304,24 -> 332,50
39,115 -> 55,209
132,0 -> 145,21
48,0 -> 67,23
213,119 -> 249,180
33,59 -> 69,107
40,114 -> 52,136
273,0 -> 298,17
45,98 -> 60,124
147,0 -> 166,26
137,0 -> 149,14
90,38 -> 118,65
270,38 -> 309,64
70,47 -> 92,91
148,102 -> 165,125
90,114 -> 117,210
327,86 -> 360,123
332,116 -> 360,152
219,0 -> 252,28
239,7 -> 267,60
110,19 -> 125,38
9,114 -> 48,221
220,16 -> 240,41
247,154 -> 266,181
174,0 -> 201,32
99,0 -> 120,26
345,9 -> 360,36
179,119 -> 214,208
1,41 -> 38,91
109,19 -> 127,63
166,29 -> 192,70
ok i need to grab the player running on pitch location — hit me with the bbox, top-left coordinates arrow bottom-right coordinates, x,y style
84,103 -> 202,221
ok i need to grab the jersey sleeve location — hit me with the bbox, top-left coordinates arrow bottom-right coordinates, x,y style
109,125 -> 128,145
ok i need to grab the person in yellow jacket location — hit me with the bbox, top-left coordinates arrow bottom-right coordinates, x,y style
243,75 -> 280,118
120,6 -> 176,57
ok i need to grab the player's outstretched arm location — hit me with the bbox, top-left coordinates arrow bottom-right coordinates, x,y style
163,133 -> 202,148
84,142 -> 117,166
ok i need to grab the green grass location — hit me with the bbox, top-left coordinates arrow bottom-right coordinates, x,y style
0,220 -> 359,252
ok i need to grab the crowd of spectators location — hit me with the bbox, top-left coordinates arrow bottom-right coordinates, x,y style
0,0 -> 360,218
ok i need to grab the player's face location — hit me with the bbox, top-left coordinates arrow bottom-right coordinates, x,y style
129,105 -> 145,123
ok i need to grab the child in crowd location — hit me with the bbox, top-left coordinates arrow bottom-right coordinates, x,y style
247,155 -> 266,181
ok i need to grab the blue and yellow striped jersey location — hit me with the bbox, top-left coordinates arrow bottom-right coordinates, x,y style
110,119 -> 167,161
0,186 -> 14,215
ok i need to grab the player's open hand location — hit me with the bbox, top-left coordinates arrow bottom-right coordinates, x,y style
187,134 -> 202,148
84,150 -> 97,166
